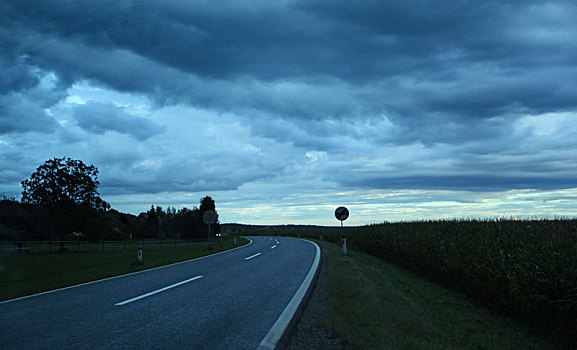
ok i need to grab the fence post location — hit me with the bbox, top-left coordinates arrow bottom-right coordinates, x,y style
124,240 -> 127,253
101,241 -> 104,252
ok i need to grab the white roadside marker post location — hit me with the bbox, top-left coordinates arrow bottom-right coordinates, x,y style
334,206 -> 350,255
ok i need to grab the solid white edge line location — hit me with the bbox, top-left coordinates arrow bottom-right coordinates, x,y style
244,252 -> 262,260
256,238 -> 321,350
1,238 -> 253,304
115,275 -> 203,306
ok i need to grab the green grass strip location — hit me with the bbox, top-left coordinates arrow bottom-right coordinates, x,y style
319,241 -> 566,350
0,237 -> 248,301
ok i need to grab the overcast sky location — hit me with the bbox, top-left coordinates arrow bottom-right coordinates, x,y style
1,0 -> 577,225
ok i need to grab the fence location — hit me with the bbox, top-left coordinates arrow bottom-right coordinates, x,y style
0,239 -> 211,255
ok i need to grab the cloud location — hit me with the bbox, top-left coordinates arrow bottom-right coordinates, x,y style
0,64 -> 64,134
0,56 -> 40,94
73,102 -> 163,140
48,105 -> 291,197
1,0 -> 577,222
0,94 -> 59,134
4,0 -> 576,130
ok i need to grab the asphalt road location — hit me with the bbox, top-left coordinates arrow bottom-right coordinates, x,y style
0,236 -> 319,350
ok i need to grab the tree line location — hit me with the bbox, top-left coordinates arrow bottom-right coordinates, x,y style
0,157 -> 220,246
132,198 -> 220,240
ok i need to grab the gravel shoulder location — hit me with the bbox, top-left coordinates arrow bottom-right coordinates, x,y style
284,247 -> 345,350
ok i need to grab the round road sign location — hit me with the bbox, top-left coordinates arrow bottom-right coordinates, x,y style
335,206 -> 349,221
202,210 -> 217,224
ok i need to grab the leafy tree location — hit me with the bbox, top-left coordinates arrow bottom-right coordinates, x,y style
199,196 -> 220,239
21,157 -> 110,249
21,158 -> 108,210
199,196 -> 216,214
156,205 -> 167,238
0,199 -> 34,241
165,206 -> 177,238
105,209 -> 133,240
145,205 -> 159,238
174,207 -> 202,239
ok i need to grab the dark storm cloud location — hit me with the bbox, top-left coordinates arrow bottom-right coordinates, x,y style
73,102 -> 163,140
0,56 -> 39,94
344,175 -> 577,192
0,0 -> 317,80
3,0 -> 576,126
0,94 -> 58,134
291,0 -> 577,121
0,58 -> 62,134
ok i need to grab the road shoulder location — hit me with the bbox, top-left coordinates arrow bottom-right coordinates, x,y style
284,243 -> 345,350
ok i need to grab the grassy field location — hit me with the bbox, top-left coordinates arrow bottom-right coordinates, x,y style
0,237 -> 248,301
319,240 -> 566,349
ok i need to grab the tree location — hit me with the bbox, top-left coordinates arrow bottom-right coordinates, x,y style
0,199 -> 34,241
174,207 -> 201,239
199,196 -> 216,214
145,205 -> 159,238
21,157 -> 110,249
199,196 -> 220,239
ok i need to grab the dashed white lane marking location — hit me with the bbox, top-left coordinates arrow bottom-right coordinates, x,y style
115,276 -> 203,306
271,245 -> 277,249
244,252 -> 262,260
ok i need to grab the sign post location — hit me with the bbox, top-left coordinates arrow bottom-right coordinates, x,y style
202,210 -> 217,243
334,206 -> 349,255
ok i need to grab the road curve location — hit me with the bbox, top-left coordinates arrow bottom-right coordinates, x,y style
0,236 -> 320,350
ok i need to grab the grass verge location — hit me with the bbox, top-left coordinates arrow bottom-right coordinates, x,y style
0,237 -> 249,301
318,240 -> 566,350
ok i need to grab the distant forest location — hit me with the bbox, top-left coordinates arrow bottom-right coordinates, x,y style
0,196 -> 220,242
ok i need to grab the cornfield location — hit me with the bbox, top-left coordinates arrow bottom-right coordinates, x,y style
254,218 -> 577,342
